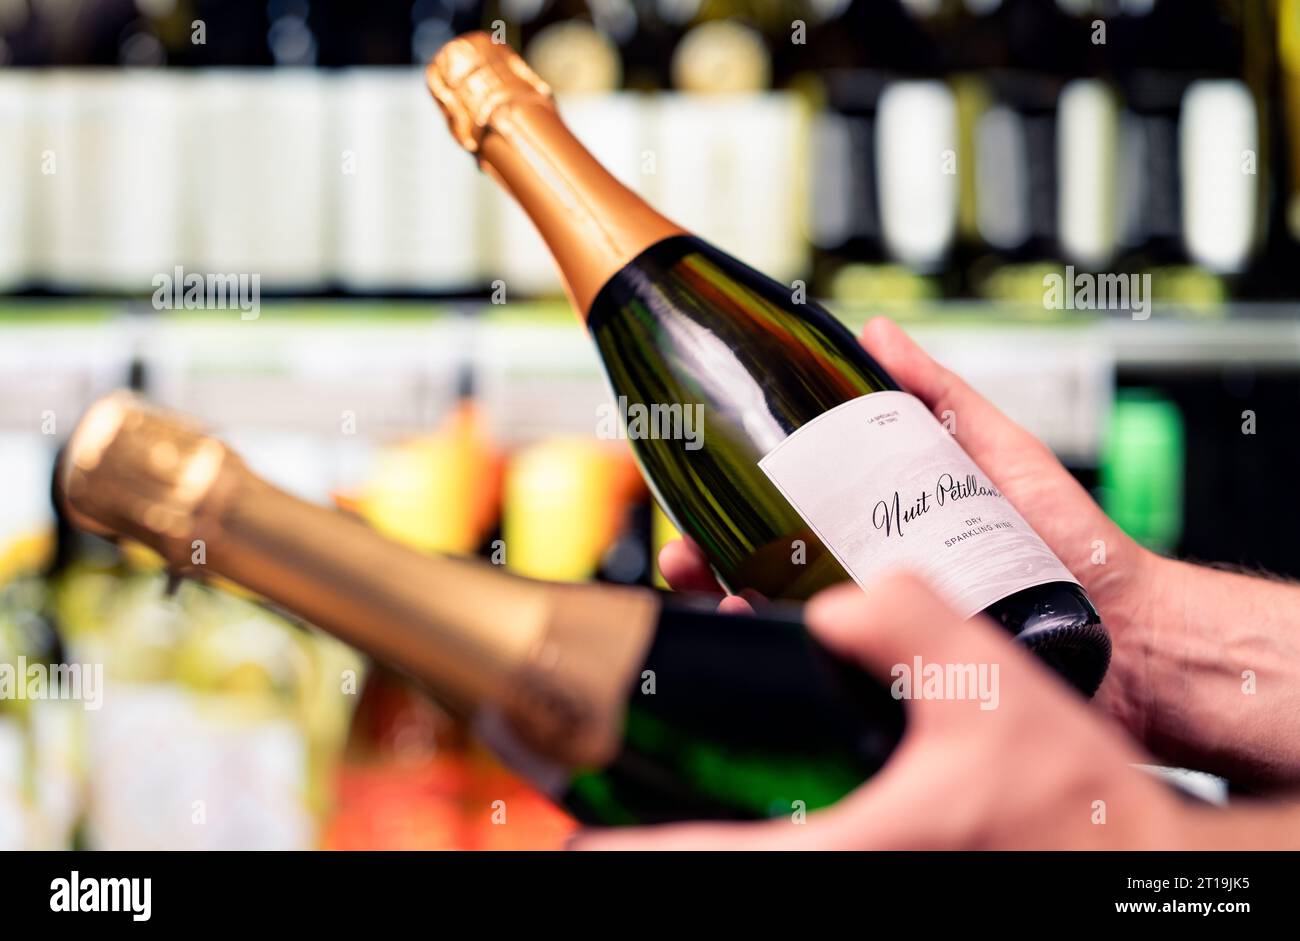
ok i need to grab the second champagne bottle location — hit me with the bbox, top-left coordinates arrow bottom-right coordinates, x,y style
426,33 -> 1109,696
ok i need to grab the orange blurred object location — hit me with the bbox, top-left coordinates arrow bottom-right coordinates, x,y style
322,755 -> 577,851
322,669 -> 576,850
322,757 -> 474,850
465,752 -> 578,851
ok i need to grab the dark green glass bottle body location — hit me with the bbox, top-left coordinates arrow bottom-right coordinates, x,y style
560,597 -> 905,825
588,235 -> 1109,696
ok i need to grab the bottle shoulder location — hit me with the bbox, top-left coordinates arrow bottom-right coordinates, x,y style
588,235 -> 896,397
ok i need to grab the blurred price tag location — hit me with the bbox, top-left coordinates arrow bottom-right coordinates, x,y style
910,324 -> 1114,465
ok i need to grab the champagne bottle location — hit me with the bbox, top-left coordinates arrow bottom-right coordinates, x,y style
58,392 -> 904,824
426,33 -> 1110,695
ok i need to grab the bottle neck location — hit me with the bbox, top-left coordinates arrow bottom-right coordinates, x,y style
478,99 -> 686,317
211,472 -> 658,768
57,392 -> 660,768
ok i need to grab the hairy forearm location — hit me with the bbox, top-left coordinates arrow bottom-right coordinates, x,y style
1105,556 -> 1300,790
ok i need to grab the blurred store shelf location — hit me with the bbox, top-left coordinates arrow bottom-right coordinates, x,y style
1102,310 -> 1300,369
3,302 -> 1296,462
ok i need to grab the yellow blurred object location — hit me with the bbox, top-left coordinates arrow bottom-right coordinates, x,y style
525,21 -> 622,94
1150,266 -> 1227,313
118,539 -> 166,573
671,21 -> 771,94
977,262 -> 1067,307
827,263 -> 938,310
504,439 -> 633,582
351,400 -> 502,555
172,592 -> 311,701
1279,0 -> 1300,239
0,529 -> 53,587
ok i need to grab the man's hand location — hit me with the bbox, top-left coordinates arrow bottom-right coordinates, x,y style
573,574 -> 1210,850
662,317 -> 1158,736
660,317 -> 1300,789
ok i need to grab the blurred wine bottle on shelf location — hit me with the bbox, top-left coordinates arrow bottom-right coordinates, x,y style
480,0 -> 632,91
1113,71 -> 1188,271
1255,0 -> 1300,297
1055,77 -> 1120,273
67,566 -> 331,850
524,13 -> 627,93
0,572 -> 43,850
665,2 -> 772,94
1,382 -> 146,849
0,0 -> 1293,301
657,120 -> 809,284
951,0 -> 1085,302
1107,0 -> 1256,304
643,1 -> 811,284
810,71 -> 896,299
1280,0 -> 1300,254
805,1 -> 956,302
333,67 -> 487,292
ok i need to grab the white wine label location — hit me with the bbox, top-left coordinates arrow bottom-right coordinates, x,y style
1180,80 -> 1257,274
759,391 -> 1079,619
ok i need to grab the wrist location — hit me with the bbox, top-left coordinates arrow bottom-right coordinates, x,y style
1090,547 -> 1173,751
1110,556 -> 1300,787
1076,526 -> 1161,624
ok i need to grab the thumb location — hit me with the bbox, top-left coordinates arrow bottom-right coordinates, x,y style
805,573 -> 1048,726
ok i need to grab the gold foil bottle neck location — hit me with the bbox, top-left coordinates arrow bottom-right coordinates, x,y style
426,32 -> 555,154
58,391 -> 660,769
425,31 -> 687,316
57,390 -> 236,572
